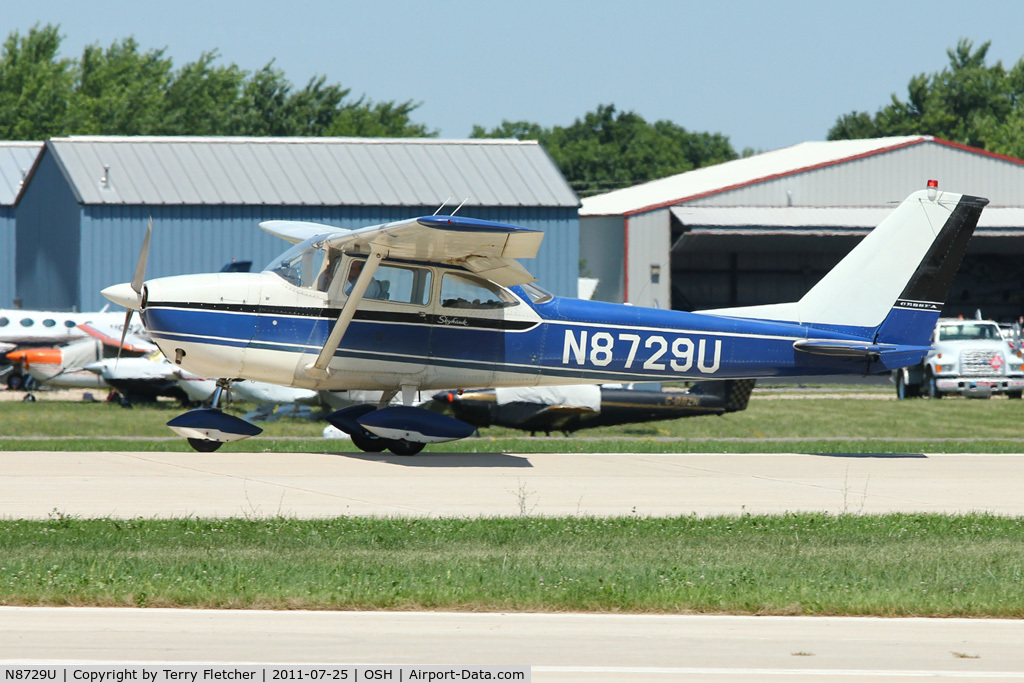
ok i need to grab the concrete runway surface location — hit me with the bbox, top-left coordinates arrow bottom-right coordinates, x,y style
2,450 -> 1024,518
2,608 -> 1024,681
3,449 -> 1024,680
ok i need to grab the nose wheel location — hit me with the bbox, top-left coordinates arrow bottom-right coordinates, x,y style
168,379 -> 261,452
187,437 -> 223,452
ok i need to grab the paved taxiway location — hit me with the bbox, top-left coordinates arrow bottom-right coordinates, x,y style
2,450 -> 1024,518
3,608 -> 1024,681
4,449 -> 1024,680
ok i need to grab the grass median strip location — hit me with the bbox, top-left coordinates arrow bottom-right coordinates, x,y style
2,513 -> 1022,617
2,395 -> 1024,453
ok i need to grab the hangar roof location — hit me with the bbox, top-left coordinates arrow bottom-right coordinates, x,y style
35,136 -> 579,208
579,135 -> 1014,217
0,142 -> 43,206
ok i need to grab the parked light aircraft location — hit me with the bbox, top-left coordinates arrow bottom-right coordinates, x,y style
4,322 -> 157,396
102,183 -> 987,453
0,309 -> 147,389
0,308 -> 145,347
428,380 -> 756,435
1,261 -> 250,390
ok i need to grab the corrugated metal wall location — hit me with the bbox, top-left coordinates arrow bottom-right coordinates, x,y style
15,153 -> 82,310
1,142 -> 42,309
0,208 -> 13,307
625,209 -> 671,309
689,142 -> 1024,207
78,205 -> 578,312
580,216 -> 625,303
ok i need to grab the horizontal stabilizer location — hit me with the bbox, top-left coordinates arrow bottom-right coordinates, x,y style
688,379 -> 757,413
77,322 -> 157,354
794,339 -> 932,370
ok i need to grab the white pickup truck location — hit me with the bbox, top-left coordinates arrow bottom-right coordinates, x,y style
893,318 -> 1024,399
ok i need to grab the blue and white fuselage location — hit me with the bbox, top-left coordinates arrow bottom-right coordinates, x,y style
138,274 -> 923,391
102,186 -> 987,451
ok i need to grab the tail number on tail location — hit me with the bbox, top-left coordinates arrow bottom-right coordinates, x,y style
561,330 -> 721,374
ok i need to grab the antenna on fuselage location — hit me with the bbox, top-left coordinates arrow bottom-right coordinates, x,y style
451,197 -> 471,216
432,195 -> 453,216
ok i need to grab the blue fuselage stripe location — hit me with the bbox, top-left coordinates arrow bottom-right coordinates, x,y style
143,298 -> 936,381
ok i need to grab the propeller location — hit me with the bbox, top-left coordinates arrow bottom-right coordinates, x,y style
103,218 -> 152,360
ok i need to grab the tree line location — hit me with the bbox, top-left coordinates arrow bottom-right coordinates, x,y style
3,25 -> 1023,197
0,24 -> 432,140
828,39 -> 1024,159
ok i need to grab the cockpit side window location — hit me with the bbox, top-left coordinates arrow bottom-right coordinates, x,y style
316,248 -> 345,292
441,273 -> 518,309
343,258 -> 432,305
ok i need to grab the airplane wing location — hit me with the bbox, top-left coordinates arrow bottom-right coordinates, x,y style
323,216 -> 544,287
77,322 -> 158,354
259,220 -> 349,245
288,215 -> 544,379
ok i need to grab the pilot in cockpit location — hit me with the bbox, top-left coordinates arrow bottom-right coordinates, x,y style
344,259 -> 386,299
316,253 -> 386,301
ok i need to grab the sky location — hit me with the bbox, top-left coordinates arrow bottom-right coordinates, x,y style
7,0 -> 1024,153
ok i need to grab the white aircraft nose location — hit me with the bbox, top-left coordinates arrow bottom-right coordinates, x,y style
82,360 -> 104,375
101,282 -> 141,309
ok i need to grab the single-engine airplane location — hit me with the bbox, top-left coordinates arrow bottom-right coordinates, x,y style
102,183 -> 986,453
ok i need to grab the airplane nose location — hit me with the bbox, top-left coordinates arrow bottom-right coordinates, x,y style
102,282 -> 142,310
82,361 -> 104,376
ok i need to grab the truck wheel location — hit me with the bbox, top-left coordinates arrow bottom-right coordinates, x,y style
895,372 -> 921,400
1008,391 -> 1022,400
925,370 -> 943,399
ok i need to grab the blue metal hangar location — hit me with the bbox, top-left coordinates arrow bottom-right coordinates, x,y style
580,136 -> 1024,321
0,141 -> 44,309
14,136 -> 580,311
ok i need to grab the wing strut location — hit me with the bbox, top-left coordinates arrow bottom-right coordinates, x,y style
304,245 -> 387,380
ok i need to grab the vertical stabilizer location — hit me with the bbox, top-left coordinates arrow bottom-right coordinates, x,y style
699,188 -> 988,345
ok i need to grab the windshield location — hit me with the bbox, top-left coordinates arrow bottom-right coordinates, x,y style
937,323 -> 1002,342
517,282 -> 553,304
263,237 -> 326,288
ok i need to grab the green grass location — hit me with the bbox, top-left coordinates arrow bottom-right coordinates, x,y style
3,393 -> 1024,617
1,513 -> 1022,616
2,392 -> 1023,453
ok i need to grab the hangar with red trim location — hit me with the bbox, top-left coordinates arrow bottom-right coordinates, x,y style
579,136 -> 1024,321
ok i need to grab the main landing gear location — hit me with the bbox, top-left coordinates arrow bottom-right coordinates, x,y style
326,388 -> 475,456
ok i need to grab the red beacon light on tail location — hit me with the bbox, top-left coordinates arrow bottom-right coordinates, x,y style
927,179 -> 939,201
